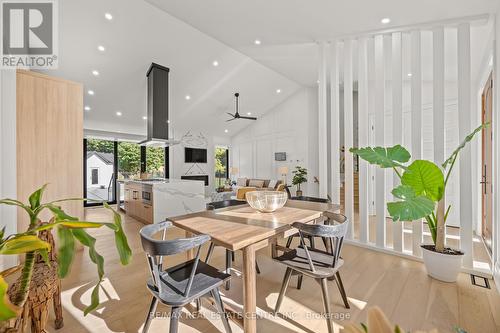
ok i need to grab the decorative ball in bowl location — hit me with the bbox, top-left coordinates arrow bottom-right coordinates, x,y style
246,191 -> 288,213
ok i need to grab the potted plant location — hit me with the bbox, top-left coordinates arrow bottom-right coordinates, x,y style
0,185 -> 132,332
292,166 -> 308,197
350,124 -> 486,282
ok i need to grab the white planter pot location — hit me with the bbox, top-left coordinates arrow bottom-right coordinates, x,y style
421,245 -> 464,282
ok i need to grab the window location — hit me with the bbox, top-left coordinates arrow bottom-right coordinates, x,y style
146,146 -> 166,178
84,138 -> 116,205
215,146 -> 229,188
91,168 -> 99,185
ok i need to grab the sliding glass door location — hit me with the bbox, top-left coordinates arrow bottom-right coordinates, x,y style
84,139 -> 170,206
84,139 -> 117,206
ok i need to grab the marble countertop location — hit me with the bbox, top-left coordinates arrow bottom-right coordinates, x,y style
122,178 -> 204,185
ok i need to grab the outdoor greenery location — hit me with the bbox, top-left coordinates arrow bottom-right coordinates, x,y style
215,147 -> 228,187
292,166 -> 308,191
86,139 -> 165,179
350,123 -> 487,253
0,185 -> 132,326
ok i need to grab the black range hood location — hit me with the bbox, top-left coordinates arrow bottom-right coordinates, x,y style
139,63 -> 180,146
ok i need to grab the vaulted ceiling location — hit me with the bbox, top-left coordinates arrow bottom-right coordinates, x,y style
43,0 -> 498,138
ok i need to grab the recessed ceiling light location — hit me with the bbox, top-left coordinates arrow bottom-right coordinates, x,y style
87,90 -> 94,95
407,73 -> 413,77
254,39 -> 261,45
142,116 -> 147,120
84,106 -> 91,111
97,45 -> 105,52
224,129 -> 228,133
185,95 -> 191,100
381,18 -> 391,24
276,89 -> 281,94
212,60 -> 219,67
116,111 -> 122,116
247,112 -> 252,116
92,70 -> 99,76
104,13 -> 113,20
167,120 -> 170,124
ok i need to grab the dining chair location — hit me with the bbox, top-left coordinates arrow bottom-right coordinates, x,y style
273,213 -> 350,333
140,221 -> 232,333
205,202 -> 261,291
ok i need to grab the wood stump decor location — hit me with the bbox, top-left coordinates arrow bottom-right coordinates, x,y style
7,229 -> 63,333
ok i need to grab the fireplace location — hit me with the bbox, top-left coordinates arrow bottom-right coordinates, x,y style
181,175 -> 209,186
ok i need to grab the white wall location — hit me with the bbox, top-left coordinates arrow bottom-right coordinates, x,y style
87,155 -> 113,188
230,87 -> 319,197
0,70 -> 17,270
494,5 -> 500,293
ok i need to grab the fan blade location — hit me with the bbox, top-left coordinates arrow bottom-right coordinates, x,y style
239,116 -> 257,120
226,112 -> 235,117
226,118 -> 236,122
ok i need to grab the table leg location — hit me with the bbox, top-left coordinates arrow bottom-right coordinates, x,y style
242,245 -> 257,333
185,231 -> 195,260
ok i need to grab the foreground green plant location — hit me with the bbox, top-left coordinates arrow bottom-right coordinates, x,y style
0,184 -> 132,323
350,123 -> 487,253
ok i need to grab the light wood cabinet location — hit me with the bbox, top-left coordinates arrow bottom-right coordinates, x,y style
124,183 -> 153,224
16,70 -> 83,230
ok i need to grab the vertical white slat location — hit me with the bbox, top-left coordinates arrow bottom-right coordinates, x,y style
457,23 -> 473,268
318,42 -> 328,198
330,42 -> 341,205
358,38 -> 369,243
343,39 -> 354,239
374,35 -> 386,248
367,38 -> 376,216
411,30 -> 423,257
433,27 -> 445,164
392,32 -> 404,252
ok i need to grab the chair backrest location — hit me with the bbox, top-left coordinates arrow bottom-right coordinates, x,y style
292,212 -> 349,272
140,221 -> 210,297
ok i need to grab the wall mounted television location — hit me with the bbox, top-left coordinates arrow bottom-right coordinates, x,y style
185,147 -> 207,163
275,152 -> 287,161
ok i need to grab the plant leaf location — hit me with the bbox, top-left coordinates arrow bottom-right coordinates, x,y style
0,199 -> 33,217
46,204 -> 78,221
0,235 -> 50,254
57,226 -> 75,278
387,185 -> 435,222
442,123 -> 489,169
39,248 -> 51,267
401,160 -> 444,201
349,145 -> 410,169
103,203 -> 132,265
84,282 -> 101,316
28,183 -> 48,210
71,229 -> 105,278
0,275 -> 20,321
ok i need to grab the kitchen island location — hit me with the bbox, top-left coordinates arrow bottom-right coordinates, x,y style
123,179 -> 205,224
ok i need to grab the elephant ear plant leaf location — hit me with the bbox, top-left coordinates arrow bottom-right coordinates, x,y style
0,185 -> 132,325
350,123 -> 488,254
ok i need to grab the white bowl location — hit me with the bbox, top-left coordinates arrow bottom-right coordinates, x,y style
246,191 -> 288,213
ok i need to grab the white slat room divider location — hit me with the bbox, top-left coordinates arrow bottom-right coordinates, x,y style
319,15 -> 488,276
318,42 -> 328,199
358,38 -> 369,243
457,23 -> 473,268
374,35 -> 386,247
330,42 -> 341,205
392,32 -> 404,252
343,39 -> 354,239
411,30 -> 423,257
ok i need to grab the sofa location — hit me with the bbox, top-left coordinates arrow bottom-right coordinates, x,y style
234,178 -> 283,191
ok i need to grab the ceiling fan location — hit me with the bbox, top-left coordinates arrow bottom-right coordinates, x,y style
226,93 -> 257,122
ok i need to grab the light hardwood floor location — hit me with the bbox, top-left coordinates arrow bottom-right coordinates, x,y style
44,207 -> 500,333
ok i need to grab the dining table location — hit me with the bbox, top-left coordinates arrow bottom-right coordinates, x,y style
169,199 -> 340,333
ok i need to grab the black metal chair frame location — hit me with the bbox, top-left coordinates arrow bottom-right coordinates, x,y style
273,213 -> 350,333
140,221 -> 232,333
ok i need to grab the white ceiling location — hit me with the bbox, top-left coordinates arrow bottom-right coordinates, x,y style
41,0 -> 301,137
148,0 -> 498,85
42,0 -> 497,138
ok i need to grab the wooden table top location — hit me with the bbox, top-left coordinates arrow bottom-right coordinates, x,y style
169,200 -> 339,250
